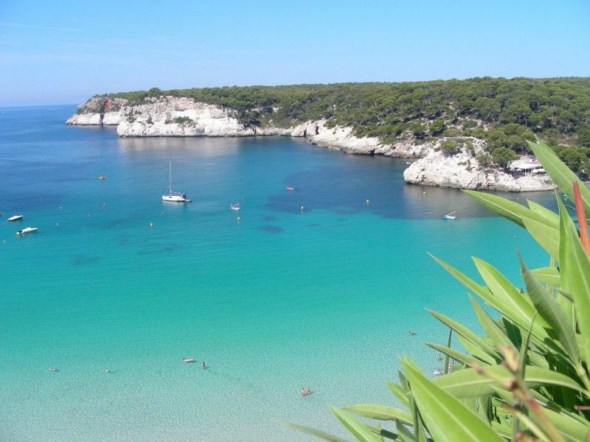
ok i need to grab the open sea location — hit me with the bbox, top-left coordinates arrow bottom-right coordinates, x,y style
0,105 -> 555,441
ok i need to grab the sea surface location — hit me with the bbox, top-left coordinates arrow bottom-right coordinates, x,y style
0,105 -> 555,441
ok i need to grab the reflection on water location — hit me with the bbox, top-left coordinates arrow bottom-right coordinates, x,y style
118,136 -> 243,156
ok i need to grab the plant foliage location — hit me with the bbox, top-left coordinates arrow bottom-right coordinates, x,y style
295,141 -> 590,441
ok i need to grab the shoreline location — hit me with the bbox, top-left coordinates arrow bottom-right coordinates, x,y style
66,96 -> 555,192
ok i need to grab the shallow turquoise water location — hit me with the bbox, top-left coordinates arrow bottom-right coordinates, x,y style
0,106 -> 554,441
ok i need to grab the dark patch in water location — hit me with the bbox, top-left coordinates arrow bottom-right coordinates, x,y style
71,255 -> 102,266
259,225 -> 283,233
306,223 -> 320,228
137,243 -> 183,255
262,215 -> 276,222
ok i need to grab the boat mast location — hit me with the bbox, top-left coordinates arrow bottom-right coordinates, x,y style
168,161 -> 172,194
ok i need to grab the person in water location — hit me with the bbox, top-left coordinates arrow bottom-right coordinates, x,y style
300,387 -> 312,396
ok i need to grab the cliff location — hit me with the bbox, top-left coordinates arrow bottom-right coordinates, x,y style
66,96 -> 555,192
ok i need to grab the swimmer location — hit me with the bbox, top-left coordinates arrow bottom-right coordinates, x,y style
102,368 -> 112,374
201,361 -> 207,369
408,330 -> 417,336
49,367 -> 59,372
300,387 -> 312,396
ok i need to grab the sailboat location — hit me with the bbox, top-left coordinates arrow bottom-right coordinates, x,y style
162,162 -> 191,203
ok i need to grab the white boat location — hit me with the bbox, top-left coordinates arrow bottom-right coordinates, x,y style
162,162 -> 191,203
7,215 -> 23,222
16,226 -> 37,235
443,211 -> 457,220
230,203 -> 240,211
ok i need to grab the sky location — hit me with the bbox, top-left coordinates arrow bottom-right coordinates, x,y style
1,0 -> 589,106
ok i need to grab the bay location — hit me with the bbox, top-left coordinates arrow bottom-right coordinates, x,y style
0,105 -> 554,441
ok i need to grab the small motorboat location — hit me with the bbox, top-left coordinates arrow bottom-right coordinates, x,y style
230,203 -> 240,211
443,211 -> 457,220
182,357 -> 196,363
286,186 -> 295,191
16,226 -> 38,235
7,215 -> 23,222
98,175 -> 107,180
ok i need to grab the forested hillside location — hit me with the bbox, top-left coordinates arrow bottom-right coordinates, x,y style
96,77 -> 590,175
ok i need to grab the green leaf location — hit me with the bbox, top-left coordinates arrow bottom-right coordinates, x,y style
469,296 -> 513,348
427,309 -> 500,362
432,254 -> 551,344
521,215 -> 560,260
558,197 -> 590,365
528,199 -> 560,225
521,258 -> 579,365
463,190 -> 540,228
531,266 -> 561,287
386,381 -> 410,409
331,406 -> 383,442
402,358 -> 503,442
426,343 -> 473,367
432,365 -> 586,398
344,404 -> 412,424
529,141 -> 590,214
473,258 -> 552,339
281,422 -> 348,442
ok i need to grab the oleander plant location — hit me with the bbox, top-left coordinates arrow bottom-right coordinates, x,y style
291,141 -> 590,441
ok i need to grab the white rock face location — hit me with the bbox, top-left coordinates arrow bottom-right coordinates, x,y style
66,96 -> 556,191
403,139 -> 555,191
66,97 -> 127,126
116,97 -> 254,137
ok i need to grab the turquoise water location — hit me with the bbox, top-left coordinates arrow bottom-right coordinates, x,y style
0,106 -> 554,441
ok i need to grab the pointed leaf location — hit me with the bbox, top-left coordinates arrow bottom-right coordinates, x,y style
331,406 -> 383,442
521,215 -> 560,260
522,258 -> 579,364
426,343 -> 473,367
473,257 -> 552,339
558,197 -> 590,365
529,141 -> 590,213
431,255 -> 544,339
282,422 -> 348,442
432,365 -> 586,398
469,296 -> 513,348
464,190 -> 554,228
387,381 -> 410,408
402,358 -> 503,442
531,266 -> 561,287
427,309 -> 500,361
344,404 -> 412,424
528,199 -> 560,224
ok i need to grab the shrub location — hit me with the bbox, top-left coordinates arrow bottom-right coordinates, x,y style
292,142 -> 590,442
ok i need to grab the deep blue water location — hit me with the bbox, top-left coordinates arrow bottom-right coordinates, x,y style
0,105 -> 554,441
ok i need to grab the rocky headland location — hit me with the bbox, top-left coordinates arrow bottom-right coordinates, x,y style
66,96 -> 555,192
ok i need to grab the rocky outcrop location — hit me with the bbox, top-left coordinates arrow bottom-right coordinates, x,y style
66,97 -> 127,126
115,97 -> 254,137
66,96 -> 555,192
403,138 -> 555,192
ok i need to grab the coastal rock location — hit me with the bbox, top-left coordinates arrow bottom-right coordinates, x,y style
403,138 -> 555,192
66,97 -> 555,192
116,97 -> 254,137
66,97 -> 127,126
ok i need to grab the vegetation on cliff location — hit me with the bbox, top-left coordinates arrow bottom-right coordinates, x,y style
91,77 -> 590,176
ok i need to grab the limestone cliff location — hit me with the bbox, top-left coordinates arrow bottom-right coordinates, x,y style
66,96 -> 555,192
403,139 -> 555,191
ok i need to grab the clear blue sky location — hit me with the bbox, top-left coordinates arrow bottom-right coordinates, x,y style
1,0 -> 589,106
